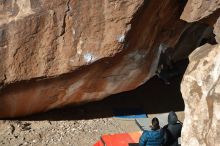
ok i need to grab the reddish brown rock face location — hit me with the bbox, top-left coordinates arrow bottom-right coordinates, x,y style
0,0 -> 143,83
0,0 -> 190,118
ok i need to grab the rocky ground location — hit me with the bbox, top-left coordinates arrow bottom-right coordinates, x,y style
0,117 -> 139,146
0,111 -> 184,146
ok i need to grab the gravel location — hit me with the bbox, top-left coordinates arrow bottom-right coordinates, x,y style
0,117 -> 139,146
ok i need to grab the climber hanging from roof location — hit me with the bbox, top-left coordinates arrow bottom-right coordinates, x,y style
155,44 -> 179,85
156,23 -> 217,85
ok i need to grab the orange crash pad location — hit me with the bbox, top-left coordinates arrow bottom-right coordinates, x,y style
94,131 -> 141,146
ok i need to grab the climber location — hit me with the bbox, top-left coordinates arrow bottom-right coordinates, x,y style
139,117 -> 164,146
163,111 -> 182,146
156,44 -> 179,85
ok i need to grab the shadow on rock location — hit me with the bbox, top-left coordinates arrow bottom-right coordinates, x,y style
15,59 -> 188,121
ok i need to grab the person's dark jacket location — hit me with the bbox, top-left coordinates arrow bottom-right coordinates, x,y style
163,111 -> 182,146
139,129 -> 164,146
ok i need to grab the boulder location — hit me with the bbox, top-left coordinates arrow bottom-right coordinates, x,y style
181,0 -> 220,22
0,0 -> 187,118
181,44 -> 220,146
181,0 -> 220,145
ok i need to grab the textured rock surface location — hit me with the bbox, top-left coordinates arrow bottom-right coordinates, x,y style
214,17 -> 220,43
181,0 -> 220,144
0,0 -> 188,118
0,0 -> 142,83
181,0 -> 220,22
181,44 -> 220,146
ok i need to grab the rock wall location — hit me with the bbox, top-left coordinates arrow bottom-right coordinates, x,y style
181,0 -> 220,145
1,0 -> 219,121
0,0 -> 188,118
181,0 -> 220,23
181,44 -> 220,146
0,0 -> 143,83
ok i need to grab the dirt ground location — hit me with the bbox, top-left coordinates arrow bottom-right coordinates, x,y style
0,117 -> 140,146
0,112 -> 184,146
0,60 -> 187,146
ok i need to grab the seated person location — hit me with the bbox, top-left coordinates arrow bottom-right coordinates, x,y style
139,117 -> 164,146
163,111 -> 182,146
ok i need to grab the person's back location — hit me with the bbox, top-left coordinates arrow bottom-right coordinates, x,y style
163,111 -> 182,146
139,117 -> 164,146
139,129 -> 164,146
